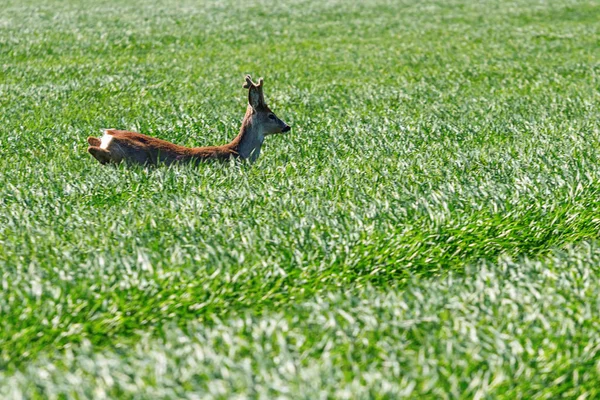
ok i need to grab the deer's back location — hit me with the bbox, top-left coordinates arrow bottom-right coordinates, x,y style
101,130 -> 236,165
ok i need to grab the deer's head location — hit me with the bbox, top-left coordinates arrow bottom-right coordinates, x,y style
243,75 -> 290,135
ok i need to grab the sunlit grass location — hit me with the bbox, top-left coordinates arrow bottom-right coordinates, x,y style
1,0 -> 600,397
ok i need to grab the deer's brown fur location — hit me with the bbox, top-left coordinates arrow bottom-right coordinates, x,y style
87,75 -> 290,166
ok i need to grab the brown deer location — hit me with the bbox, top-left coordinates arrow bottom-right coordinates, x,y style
87,75 -> 290,165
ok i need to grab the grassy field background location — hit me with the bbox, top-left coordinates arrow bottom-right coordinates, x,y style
1,0 -> 600,397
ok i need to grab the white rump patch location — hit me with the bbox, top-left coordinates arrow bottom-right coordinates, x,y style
100,132 -> 114,150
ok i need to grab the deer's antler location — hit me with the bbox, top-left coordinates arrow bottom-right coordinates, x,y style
243,75 -> 264,89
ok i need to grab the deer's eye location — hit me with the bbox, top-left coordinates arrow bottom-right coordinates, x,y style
268,114 -> 276,120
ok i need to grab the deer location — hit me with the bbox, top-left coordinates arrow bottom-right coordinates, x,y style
86,75 -> 291,165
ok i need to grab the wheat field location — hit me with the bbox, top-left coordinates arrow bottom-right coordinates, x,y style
1,0 -> 600,398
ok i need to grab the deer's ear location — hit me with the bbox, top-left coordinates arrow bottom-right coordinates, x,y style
248,87 -> 262,108
243,74 -> 266,108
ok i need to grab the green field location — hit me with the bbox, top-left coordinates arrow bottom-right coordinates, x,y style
1,0 -> 600,397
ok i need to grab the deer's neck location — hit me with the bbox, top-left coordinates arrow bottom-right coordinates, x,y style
230,107 -> 264,161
